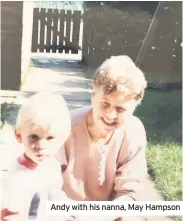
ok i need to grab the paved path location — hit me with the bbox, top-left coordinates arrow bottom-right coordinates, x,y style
0,57 -> 92,170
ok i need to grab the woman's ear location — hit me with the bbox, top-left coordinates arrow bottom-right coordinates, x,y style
14,128 -> 22,143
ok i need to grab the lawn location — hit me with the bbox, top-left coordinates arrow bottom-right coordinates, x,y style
146,142 -> 181,201
135,89 -> 182,221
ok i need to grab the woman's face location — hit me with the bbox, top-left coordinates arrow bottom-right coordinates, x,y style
91,88 -> 138,136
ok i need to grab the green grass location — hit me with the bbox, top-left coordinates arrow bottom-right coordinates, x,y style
146,142 -> 182,201
0,102 -> 15,129
135,90 -> 182,221
146,143 -> 182,221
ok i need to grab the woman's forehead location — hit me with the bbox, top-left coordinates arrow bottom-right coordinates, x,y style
96,89 -> 136,104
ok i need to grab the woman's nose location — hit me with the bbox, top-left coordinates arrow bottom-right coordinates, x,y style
105,109 -> 117,120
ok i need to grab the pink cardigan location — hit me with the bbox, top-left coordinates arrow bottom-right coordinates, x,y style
57,106 -> 147,202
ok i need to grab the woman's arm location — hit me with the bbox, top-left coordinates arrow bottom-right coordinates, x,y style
111,117 -> 147,221
113,143 -> 147,202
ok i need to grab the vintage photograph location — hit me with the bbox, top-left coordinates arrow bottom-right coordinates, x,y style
0,1 -> 182,221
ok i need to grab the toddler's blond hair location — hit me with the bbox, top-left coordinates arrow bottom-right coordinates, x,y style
16,92 -> 71,141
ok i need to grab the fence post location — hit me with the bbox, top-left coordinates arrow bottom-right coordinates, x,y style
21,1 -> 34,75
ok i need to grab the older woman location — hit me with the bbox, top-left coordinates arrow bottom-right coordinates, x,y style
57,55 -> 148,221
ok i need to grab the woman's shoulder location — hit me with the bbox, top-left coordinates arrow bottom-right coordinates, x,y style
70,106 -> 92,126
124,115 -> 147,146
116,115 -> 146,143
124,115 -> 145,132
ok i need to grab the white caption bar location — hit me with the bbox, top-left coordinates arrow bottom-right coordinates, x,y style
46,201 -> 183,216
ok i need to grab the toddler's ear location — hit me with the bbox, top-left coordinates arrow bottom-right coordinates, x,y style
14,128 -> 22,143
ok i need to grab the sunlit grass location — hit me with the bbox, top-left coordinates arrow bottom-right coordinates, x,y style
136,90 -> 182,221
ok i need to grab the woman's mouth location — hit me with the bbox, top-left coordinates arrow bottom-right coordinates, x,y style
101,117 -> 117,127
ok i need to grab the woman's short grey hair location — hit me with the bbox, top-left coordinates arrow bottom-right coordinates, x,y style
93,55 -> 147,101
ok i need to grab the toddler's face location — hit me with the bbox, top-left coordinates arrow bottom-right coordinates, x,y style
15,119 -> 65,164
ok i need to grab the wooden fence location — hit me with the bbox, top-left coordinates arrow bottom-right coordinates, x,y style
82,2 -> 182,87
31,8 -> 82,54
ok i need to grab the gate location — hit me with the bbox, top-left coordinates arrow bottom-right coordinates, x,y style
31,8 -> 82,54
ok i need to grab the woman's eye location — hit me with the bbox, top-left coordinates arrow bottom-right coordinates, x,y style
29,134 -> 39,141
116,107 -> 125,113
101,102 -> 109,107
47,136 -> 54,140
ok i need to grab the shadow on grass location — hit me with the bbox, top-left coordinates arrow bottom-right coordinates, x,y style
135,89 -> 182,145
